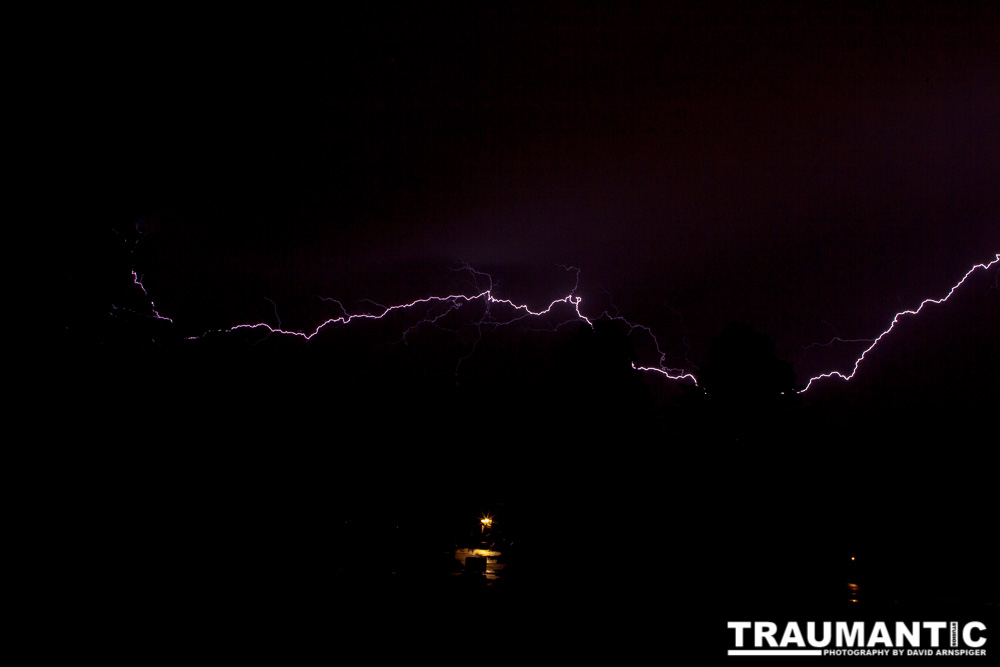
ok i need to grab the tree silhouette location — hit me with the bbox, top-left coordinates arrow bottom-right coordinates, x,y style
697,322 -> 799,443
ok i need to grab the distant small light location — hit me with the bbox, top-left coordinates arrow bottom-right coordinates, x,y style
851,556 -> 855,561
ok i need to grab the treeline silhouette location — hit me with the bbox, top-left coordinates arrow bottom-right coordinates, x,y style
57,268 -> 997,651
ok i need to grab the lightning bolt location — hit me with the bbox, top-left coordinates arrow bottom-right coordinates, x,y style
127,270 -> 174,323
110,225 -> 174,324
190,266 -> 590,342
799,253 -> 1000,393
800,321 -> 877,353
184,263 -> 700,384
117,233 -> 997,393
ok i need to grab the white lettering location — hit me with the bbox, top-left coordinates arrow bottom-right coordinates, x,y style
756,622 -> 779,648
808,621 -> 832,648
963,622 -> 986,648
779,621 -> 805,647
924,622 -> 947,647
728,622 -> 751,647
837,622 -> 864,647
868,622 -> 892,647
896,622 -> 920,647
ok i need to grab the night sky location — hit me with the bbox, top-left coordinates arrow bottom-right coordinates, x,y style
72,2 -> 998,373
60,0 -> 998,655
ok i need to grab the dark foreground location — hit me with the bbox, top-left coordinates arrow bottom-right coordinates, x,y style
48,309 -> 998,658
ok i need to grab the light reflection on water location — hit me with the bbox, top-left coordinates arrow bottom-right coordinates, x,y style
454,548 -> 506,582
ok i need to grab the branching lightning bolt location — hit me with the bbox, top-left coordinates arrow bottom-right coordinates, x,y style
799,253 -> 1000,393
801,321 -> 877,353
111,225 -> 174,324
117,230 -> 997,393
127,270 -> 174,323
185,263 -> 700,384
263,296 -> 282,329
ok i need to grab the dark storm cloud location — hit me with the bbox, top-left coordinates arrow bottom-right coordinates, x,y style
91,1 -> 998,377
